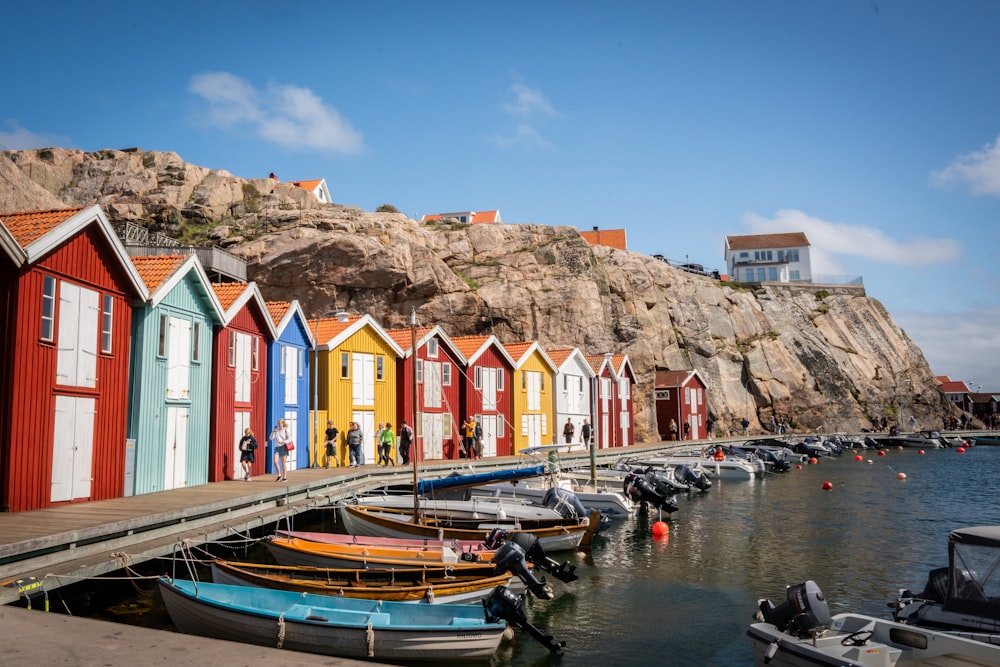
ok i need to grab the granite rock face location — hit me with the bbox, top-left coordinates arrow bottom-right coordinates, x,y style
2,148 -> 950,441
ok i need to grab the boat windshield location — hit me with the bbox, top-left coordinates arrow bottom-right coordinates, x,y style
945,539 -> 1000,619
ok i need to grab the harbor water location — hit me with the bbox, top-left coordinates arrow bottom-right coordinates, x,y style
82,444 -> 1000,667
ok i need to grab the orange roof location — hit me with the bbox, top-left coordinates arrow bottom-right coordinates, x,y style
265,301 -> 291,325
131,255 -> 187,292
579,228 -> 627,250
384,326 -> 434,353
314,315 -> 363,344
450,335 -> 491,359
726,232 -> 810,250
290,179 -> 323,191
503,342 -> 535,366
212,282 -> 248,311
0,208 -> 83,247
585,354 -> 611,374
546,348 -> 574,367
420,210 -> 501,224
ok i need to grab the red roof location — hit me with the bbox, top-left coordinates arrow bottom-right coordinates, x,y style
579,228 -> 627,250
725,232 -> 810,250
0,207 -> 83,247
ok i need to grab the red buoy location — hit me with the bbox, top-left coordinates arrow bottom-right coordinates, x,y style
822,481 -> 833,491
795,464 -> 803,470
877,450 -> 886,457
809,457 -> 818,465
919,450 -> 925,455
854,454 -> 863,461
652,521 -> 670,536
957,447 -> 967,453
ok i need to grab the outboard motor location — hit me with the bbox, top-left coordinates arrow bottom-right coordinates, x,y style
484,585 -> 566,654
757,580 -> 832,638
483,527 -> 510,550
507,531 -> 578,583
623,472 -> 680,513
491,539 -> 555,599
675,464 -> 712,490
541,487 -> 588,520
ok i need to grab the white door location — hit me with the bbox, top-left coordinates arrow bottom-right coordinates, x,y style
480,414 -> 498,457
283,345 -> 299,404
284,409 -> 298,471
56,282 -> 99,388
523,413 -> 542,450
51,396 -> 95,502
423,361 -> 442,408
421,413 -> 444,460
166,317 -> 191,400
352,354 -> 375,407
601,413 -> 610,449
164,407 -> 189,490
352,411 -> 376,464
233,332 -> 251,403
233,411 -> 250,480
481,368 -> 498,410
526,371 -> 541,411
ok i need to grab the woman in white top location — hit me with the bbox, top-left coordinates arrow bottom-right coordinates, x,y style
270,418 -> 291,482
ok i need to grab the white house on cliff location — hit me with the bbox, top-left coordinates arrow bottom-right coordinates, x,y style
724,232 -> 812,283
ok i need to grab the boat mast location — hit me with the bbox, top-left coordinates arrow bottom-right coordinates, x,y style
410,306 -> 420,523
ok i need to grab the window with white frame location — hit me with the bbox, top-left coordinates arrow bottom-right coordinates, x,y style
427,338 -> 438,358
41,275 -> 56,341
101,294 -> 113,353
443,362 -> 452,386
340,351 -> 350,379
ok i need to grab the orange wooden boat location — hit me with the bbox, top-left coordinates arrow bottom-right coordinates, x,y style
265,535 -> 498,570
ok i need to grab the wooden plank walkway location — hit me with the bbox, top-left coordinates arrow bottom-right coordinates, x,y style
0,445 -> 669,606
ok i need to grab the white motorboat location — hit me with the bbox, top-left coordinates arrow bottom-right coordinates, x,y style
894,526 -> 1000,637
640,452 -> 763,481
469,476 -> 636,518
748,580 -> 1000,666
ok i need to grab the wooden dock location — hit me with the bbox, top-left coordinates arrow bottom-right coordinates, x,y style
0,446 -> 665,606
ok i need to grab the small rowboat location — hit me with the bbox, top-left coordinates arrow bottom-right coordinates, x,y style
265,535 -> 498,570
158,578 -> 509,661
209,560 -> 522,604
340,504 -> 600,552
276,529 -> 491,555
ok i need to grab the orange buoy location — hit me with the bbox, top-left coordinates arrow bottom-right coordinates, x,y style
652,521 -> 670,536
896,472 -> 907,480
809,457 -> 818,465
822,481 -> 833,491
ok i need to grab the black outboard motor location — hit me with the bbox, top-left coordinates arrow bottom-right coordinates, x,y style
484,585 -> 566,654
675,464 -> 712,490
491,539 -> 554,599
623,472 -> 680,513
507,531 -> 578,583
541,487 -> 588,520
757,580 -> 832,638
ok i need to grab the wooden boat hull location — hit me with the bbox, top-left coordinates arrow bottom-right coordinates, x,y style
276,529 -> 490,553
209,560 -> 521,604
340,504 -> 594,552
265,536 -> 497,570
158,578 -> 506,661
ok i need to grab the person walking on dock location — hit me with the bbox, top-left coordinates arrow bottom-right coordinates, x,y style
398,420 -> 414,465
378,423 -> 396,466
270,419 -> 291,482
238,427 -> 257,481
346,422 -> 364,467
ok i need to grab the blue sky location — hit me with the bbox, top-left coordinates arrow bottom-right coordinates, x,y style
5,1 -> 999,392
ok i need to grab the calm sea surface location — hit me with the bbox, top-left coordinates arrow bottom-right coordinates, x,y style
85,444 -> 1000,667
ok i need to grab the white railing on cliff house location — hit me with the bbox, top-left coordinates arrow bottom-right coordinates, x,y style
116,221 -> 247,282
797,274 -> 864,286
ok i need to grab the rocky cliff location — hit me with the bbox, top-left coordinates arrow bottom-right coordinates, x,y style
1,147 -> 952,440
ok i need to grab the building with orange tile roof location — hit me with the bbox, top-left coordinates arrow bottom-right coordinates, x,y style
127,254 -> 225,495
450,335 -> 516,457
579,226 -> 627,250
313,314 -> 404,466
208,282 -> 277,481
265,300 -> 317,469
0,206 -> 148,512
420,210 -> 502,224
503,341 -> 557,452
384,325 -> 467,460
288,178 -> 332,204
654,369 -> 708,441
547,348 -> 596,450
724,231 -> 812,284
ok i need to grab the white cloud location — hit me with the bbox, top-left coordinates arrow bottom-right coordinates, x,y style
487,124 -> 554,150
0,120 -> 71,150
742,209 -> 963,274
503,83 -> 560,118
930,134 -> 1000,196
188,72 -> 363,155
896,306 -> 1000,391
